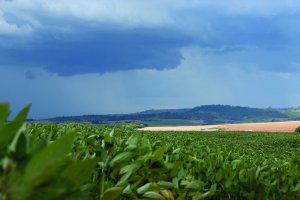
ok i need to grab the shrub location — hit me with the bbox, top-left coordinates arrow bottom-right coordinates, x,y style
295,126 -> 300,133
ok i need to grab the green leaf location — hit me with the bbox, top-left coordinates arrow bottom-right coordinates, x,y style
194,191 -> 210,200
137,183 -> 158,194
111,152 -> 133,167
0,102 -> 10,124
172,148 -> 180,154
293,183 -> 300,192
101,187 -> 122,200
203,191 -> 210,198
157,181 -> 174,189
170,162 -> 182,177
25,131 -> 75,186
123,185 -> 133,196
177,192 -> 187,200
14,104 -> 31,123
109,129 -> 114,137
239,169 -> 248,183
209,184 -> 217,196
118,162 -> 142,184
186,180 -> 204,191
216,169 -> 223,182
126,134 -> 141,150
232,160 -> 241,170
0,104 -> 31,152
62,158 -> 97,185
13,132 -> 28,164
151,146 -> 167,162
224,179 -> 232,189
142,191 -> 166,200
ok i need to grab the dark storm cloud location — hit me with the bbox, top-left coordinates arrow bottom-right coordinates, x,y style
1,1 -> 300,76
1,26 -> 192,76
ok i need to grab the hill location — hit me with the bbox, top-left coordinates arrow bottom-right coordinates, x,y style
42,105 -> 291,126
277,107 -> 300,119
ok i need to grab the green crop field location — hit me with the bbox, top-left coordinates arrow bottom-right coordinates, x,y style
2,104 -> 300,199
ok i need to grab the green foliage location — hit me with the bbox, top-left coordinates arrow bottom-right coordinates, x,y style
23,122 -> 300,199
2,103 -> 300,199
0,103 -> 96,200
295,126 -> 300,133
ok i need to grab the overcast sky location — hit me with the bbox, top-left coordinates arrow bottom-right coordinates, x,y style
1,0 -> 300,118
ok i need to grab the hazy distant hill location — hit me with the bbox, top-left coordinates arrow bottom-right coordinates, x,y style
42,105 -> 291,126
138,108 -> 190,115
184,105 -> 287,121
277,107 -> 300,119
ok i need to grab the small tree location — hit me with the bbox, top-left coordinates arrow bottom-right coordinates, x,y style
295,126 -> 300,133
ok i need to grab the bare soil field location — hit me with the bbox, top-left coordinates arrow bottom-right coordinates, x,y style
139,121 -> 300,132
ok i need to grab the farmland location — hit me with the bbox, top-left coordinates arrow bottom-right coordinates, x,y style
2,104 -> 300,199
140,121 -> 300,132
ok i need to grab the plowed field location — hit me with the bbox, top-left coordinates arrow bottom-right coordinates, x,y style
139,121 -> 300,132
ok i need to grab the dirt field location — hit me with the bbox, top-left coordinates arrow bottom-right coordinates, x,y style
139,121 -> 300,132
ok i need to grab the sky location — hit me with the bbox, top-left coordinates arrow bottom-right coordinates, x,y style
1,0 -> 300,118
